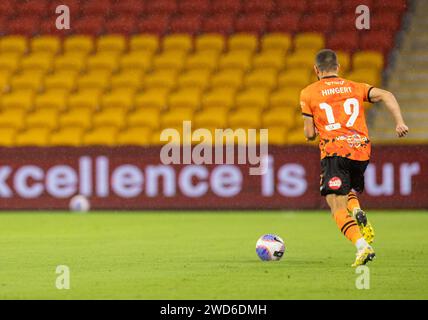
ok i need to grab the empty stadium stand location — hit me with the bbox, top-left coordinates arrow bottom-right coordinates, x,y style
0,0 -> 408,146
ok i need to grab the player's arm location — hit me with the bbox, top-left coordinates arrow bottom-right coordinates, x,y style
368,87 -> 409,138
303,115 -> 317,141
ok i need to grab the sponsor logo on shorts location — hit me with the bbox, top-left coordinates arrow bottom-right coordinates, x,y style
328,176 -> 342,190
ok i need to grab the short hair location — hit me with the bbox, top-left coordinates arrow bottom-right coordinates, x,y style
315,49 -> 339,72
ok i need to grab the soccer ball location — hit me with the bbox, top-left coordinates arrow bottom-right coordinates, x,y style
69,195 -> 90,212
256,234 -> 285,261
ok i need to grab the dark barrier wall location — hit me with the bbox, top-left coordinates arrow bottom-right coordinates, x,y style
0,145 -> 426,209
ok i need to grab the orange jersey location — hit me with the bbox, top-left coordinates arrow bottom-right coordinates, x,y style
300,76 -> 373,161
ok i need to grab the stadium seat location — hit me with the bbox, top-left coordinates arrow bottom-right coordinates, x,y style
120,52 -> 153,72
261,33 -> 292,53
336,51 -> 351,73
117,127 -> 152,146
101,89 -> 135,111
327,31 -> 360,52
111,71 -> 144,91
270,89 -> 301,108
278,70 -> 311,89
346,69 -> 381,87
161,108 -> 193,128
341,0 -> 373,12
253,51 -> 286,70
300,13 -> 334,33
26,108 -> 59,129
243,0 -> 274,14
335,13 -> 358,31
153,51 -> 186,71
59,108 -> 93,129
178,70 -> 211,90
128,108 -> 160,129
135,88 -> 170,110
111,0 -> 145,16
235,13 -> 267,34
210,69 -> 244,90
275,0 -> 307,14
137,14 -> 170,34
0,36 -> 28,55
15,127 -> 50,146
202,88 -> 236,110
185,52 -> 219,71
195,34 -> 225,53
146,0 -> 177,15
294,33 -> 325,51
50,126 -> 85,146
267,14 -> 300,33
244,69 -> 278,90
0,1 -> 15,17
219,51 -> 252,71
93,109 -> 127,128
130,34 -> 159,53
263,107 -> 295,128
194,109 -> 228,128
163,34 -> 193,53
0,109 -> 26,129
178,0 -> 210,14
0,127 -> 17,146
170,15 -> 202,34
31,36 -> 61,54
7,16 -> 40,35
87,53 -> 120,73
44,71 -> 78,92
105,16 -> 137,35
211,0 -> 241,14
235,89 -> 270,111
73,16 -> 105,36
202,14 -> 235,34
168,88 -> 202,110
21,52 -> 54,73
54,53 -> 87,72
285,51 -> 316,70
0,53 -> 21,74
144,70 -> 178,90
83,126 -> 118,145
359,31 -> 395,55
266,126 -> 288,145
64,35 -> 94,55
34,90 -> 68,110
97,35 -> 127,54
68,90 -> 101,111
372,12 -> 403,32
307,0 -> 341,13
228,109 -> 261,129
82,0 -> 112,16
77,71 -> 111,91
353,51 -> 384,70
228,34 -> 258,53
1,90 -> 34,111
11,72 -> 44,91
372,0 -> 407,12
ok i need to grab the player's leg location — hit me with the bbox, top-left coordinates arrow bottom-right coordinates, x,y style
349,161 -> 375,244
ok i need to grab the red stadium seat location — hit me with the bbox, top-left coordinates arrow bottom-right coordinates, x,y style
268,14 -> 300,33
300,13 -> 333,33
202,14 -> 235,35
178,0 -> 210,14
170,14 -> 202,34
327,31 -> 360,52
20,0 -> 49,17
235,14 -> 267,35
360,31 -> 395,54
137,15 -> 170,35
243,0 -> 274,14
306,0 -> 341,13
0,1 -> 15,16
48,0 -> 81,15
335,13 -> 357,31
146,0 -> 177,15
111,0 -> 145,16
275,0 -> 307,14
73,16 -> 105,35
105,16 -> 137,35
371,12 -> 403,32
211,0 -> 241,14
341,0 -> 373,12
7,16 -> 40,35
40,17 -> 71,36
82,0 -> 112,16
372,0 -> 408,12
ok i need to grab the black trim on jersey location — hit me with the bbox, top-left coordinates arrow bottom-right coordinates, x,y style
367,86 -> 375,103
320,75 -> 339,79
302,113 -> 313,118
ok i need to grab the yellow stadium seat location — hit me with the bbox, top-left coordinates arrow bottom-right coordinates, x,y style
202,88 -> 236,110
219,51 -> 252,71
161,109 -> 193,128
194,108 -> 228,128
0,127 -> 17,146
346,69 -> 381,86
294,33 -> 325,51
120,51 -> 153,72
153,51 -> 186,71
210,69 -> 244,89
50,126 -> 85,146
278,70 -> 311,89
270,88 -> 301,108
168,88 -> 202,110
353,51 -> 384,70
68,89 -> 101,111
195,34 -> 225,53
93,108 -> 126,128
11,72 -> 44,91
31,36 -> 61,54
83,126 -> 118,145
178,70 -> 211,90
185,52 -> 218,71
0,36 -> 27,55
0,109 -> 26,128
262,33 -> 292,53
15,127 -> 50,146
59,108 -> 93,129
228,109 -> 261,129
235,88 -> 270,110
253,51 -> 285,70
0,72 -> 11,93
144,70 -> 178,90
229,33 -> 258,53
263,107 -> 295,128
128,108 -> 160,129
87,53 -> 119,73
130,34 -> 159,53
285,50 -> 316,70
34,90 -> 68,110
111,71 -> 143,90
135,88 -> 170,110
54,53 -> 87,72
163,34 -> 193,53
0,53 -> 21,73
267,126 -> 288,145
286,129 -> 307,144
244,68 -> 278,90
117,127 -> 152,146
1,90 -> 34,111
21,53 -> 54,73
44,71 -> 78,92
102,89 -> 135,111
336,51 -> 351,73
97,35 -> 126,53
64,35 -> 94,55
26,108 -> 59,129
77,71 -> 111,91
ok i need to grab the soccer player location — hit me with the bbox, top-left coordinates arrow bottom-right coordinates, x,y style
300,49 -> 409,266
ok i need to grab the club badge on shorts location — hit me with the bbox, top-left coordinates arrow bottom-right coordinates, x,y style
328,176 -> 342,190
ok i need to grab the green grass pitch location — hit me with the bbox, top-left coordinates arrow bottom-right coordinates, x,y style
0,211 -> 427,300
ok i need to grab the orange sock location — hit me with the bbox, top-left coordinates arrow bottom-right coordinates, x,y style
333,208 -> 362,244
347,191 -> 360,213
